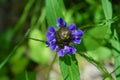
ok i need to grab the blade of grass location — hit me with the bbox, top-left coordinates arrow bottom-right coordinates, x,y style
30,0 -> 40,28
14,0 -> 35,33
35,7 -> 46,28
25,70 -> 29,80
0,28 -> 30,69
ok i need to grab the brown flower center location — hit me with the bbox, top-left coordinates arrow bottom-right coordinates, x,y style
55,27 -> 71,48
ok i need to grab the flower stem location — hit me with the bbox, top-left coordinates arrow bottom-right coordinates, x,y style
46,53 -> 57,80
26,37 -> 46,43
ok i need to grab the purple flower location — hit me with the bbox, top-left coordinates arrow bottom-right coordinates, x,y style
46,17 -> 84,57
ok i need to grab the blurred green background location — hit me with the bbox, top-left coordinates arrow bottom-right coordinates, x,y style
0,0 -> 120,80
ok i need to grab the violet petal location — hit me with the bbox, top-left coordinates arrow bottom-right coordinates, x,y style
70,47 -> 76,54
46,32 -> 52,37
57,49 -> 64,57
64,46 -> 71,54
46,41 -> 50,46
57,17 -> 66,27
69,23 -> 76,31
47,35 -> 55,42
48,26 -> 56,32
72,37 -> 81,44
50,43 -> 57,50
72,29 -> 84,36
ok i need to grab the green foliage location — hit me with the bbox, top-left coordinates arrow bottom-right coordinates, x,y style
0,0 -> 35,69
1,0 -> 120,80
0,36 -> 25,69
101,0 -> 120,80
46,0 -> 63,29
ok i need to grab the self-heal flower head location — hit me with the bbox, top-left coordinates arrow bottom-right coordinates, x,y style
46,17 -> 84,57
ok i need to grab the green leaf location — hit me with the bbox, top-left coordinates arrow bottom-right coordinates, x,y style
101,0 -> 112,20
83,25 -> 108,51
28,28 -> 50,64
46,0 -> 63,29
59,54 -> 80,80
87,46 -> 112,61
